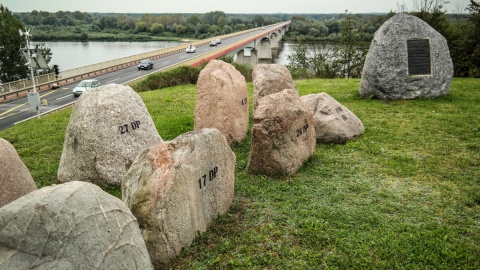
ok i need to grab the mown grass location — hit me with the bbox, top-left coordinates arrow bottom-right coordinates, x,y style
0,78 -> 479,269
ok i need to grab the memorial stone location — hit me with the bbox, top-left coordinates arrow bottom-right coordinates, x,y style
248,89 -> 316,176
360,13 -> 453,100
194,60 -> 249,145
252,64 -> 297,109
122,128 -> 236,268
301,93 -> 365,144
58,84 -> 162,187
0,181 -> 153,270
0,138 -> 36,207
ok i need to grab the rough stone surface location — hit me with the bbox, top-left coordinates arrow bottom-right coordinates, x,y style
360,13 -> 453,100
122,128 -> 236,268
252,64 -> 297,109
248,89 -> 316,176
0,181 -> 153,270
194,60 -> 249,145
0,138 -> 36,208
301,93 -> 364,144
58,84 -> 162,187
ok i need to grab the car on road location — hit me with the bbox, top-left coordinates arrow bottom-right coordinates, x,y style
72,79 -> 100,97
210,40 -> 217,46
216,39 -> 221,44
138,59 -> 153,70
186,44 -> 196,53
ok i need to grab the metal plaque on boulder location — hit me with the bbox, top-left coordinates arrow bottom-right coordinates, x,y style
407,39 -> 431,76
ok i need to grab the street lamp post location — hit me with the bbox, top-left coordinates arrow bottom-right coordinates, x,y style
19,28 -> 40,119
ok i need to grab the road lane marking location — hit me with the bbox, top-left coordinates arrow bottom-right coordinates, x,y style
54,95 -> 72,101
0,90 -> 57,118
106,78 -> 120,83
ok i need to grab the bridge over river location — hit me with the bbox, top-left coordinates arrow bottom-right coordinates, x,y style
0,22 -> 290,131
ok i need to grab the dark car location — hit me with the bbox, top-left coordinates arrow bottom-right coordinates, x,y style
138,59 -> 153,70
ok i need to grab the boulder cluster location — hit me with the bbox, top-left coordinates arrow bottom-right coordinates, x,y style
1,60 -> 364,269
2,12 -> 456,266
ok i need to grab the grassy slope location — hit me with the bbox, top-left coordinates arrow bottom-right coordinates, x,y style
1,78 -> 479,269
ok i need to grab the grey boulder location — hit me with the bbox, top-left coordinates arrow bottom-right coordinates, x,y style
0,181 -> 153,270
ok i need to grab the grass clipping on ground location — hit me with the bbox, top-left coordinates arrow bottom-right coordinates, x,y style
1,78 -> 479,269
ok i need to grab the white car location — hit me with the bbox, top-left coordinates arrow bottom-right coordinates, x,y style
186,44 -> 196,53
72,79 -> 100,97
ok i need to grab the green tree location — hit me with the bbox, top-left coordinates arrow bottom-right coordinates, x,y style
287,43 -> 310,69
203,11 -> 226,25
411,0 -> 450,36
0,4 -> 28,83
187,14 -> 202,26
451,0 -> 480,77
176,24 -> 187,35
135,21 -> 148,32
150,23 -> 164,35
253,15 -> 265,27
465,0 -> 480,77
338,11 -> 366,78
223,25 -> 233,34
218,16 -> 228,28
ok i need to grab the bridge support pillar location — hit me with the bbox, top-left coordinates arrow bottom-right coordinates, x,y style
258,41 -> 272,64
236,48 -> 258,66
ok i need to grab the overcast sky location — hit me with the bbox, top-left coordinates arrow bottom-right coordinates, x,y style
0,0 -> 470,14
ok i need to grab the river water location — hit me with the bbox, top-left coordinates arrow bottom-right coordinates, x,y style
43,40 -> 297,71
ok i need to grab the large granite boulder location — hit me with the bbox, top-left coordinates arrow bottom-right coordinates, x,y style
252,64 -> 297,109
0,181 -> 153,270
122,128 -> 236,268
360,13 -> 453,100
0,138 -> 36,208
248,89 -> 316,176
194,60 -> 249,145
58,84 -> 162,187
301,93 -> 364,144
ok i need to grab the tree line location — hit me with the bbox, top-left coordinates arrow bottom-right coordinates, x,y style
285,0 -> 480,78
1,1 -> 479,84
12,10 -> 282,41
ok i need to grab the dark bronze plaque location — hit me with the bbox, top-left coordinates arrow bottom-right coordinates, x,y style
407,39 -> 431,75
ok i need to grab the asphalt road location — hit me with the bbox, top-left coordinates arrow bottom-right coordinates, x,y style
0,27 -> 274,132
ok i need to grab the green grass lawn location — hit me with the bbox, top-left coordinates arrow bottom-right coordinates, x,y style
1,78 -> 479,269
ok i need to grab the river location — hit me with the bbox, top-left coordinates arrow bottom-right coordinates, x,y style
43,40 -> 297,71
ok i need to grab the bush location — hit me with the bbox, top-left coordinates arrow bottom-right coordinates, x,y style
289,67 -> 313,79
133,65 -> 201,92
133,57 -> 253,92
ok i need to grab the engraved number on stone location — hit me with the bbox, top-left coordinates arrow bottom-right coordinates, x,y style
342,115 -> 347,121
241,97 -> 248,105
199,166 -> 218,189
119,120 -> 141,134
296,124 -> 309,137
335,107 -> 343,113
119,124 -> 128,134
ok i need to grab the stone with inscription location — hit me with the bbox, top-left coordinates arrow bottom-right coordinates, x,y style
58,84 -> 162,188
122,128 -> 235,268
247,89 -> 316,176
253,64 -> 297,109
194,60 -> 249,145
0,181 -> 153,270
301,93 -> 364,144
360,13 -> 453,100
0,138 -> 37,208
